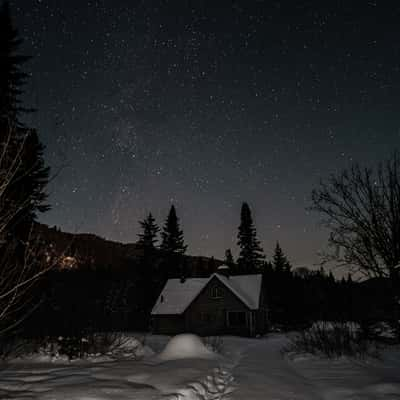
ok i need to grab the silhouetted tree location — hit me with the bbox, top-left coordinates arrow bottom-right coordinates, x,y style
0,1 -> 50,336
13,131 -> 50,230
224,248 -> 235,269
237,202 -> 265,273
160,205 -> 186,279
137,213 -> 159,250
0,1 -> 49,235
0,1 -> 32,124
272,242 -> 291,273
205,256 -> 216,276
137,212 -> 159,313
311,152 -> 400,338
311,152 -> 400,281
160,205 -> 186,255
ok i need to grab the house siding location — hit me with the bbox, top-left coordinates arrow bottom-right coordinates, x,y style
255,289 -> 269,333
151,314 -> 185,335
184,276 -> 253,336
151,274 -> 268,337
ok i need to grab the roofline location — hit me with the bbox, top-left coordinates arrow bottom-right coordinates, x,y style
150,277 -> 209,315
212,273 -> 261,310
179,275 -> 247,315
151,273 -> 262,315
150,279 -> 173,315
183,273 -> 260,314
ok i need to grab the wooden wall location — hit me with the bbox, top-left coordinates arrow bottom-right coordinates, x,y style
151,275 -> 267,336
184,276 -> 252,336
151,314 -> 185,335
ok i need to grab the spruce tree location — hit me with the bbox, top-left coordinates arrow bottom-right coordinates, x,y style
237,202 -> 265,272
0,1 -> 50,336
224,248 -> 235,268
207,256 -> 217,275
160,205 -> 187,255
272,242 -> 291,273
137,213 -> 160,320
137,213 -> 159,250
0,1 -> 31,125
0,1 -> 49,236
13,130 -> 50,226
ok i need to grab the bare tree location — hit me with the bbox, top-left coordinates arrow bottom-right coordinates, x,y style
311,153 -> 400,340
0,229 -> 49,336
0,126 -> 55,337
311,152 -> 400,338
311,152 -> 400,282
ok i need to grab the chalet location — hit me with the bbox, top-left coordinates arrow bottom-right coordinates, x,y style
151,266 -> 268,336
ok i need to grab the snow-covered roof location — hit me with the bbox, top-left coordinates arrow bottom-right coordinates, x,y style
216,274 -> 262,310
151,277 -> 208,315
151,273 -> 262,315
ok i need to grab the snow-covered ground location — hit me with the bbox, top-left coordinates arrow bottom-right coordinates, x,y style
0,333 -> 399,399
229,334 -> 400,400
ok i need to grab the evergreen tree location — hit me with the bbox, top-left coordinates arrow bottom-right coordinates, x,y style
12,130 -> 50,229
272,242 -> 291,273
237,202 -> 265,272
137,212 -> 159,299
224,248 -> 235,268
137,213 -> 159,316
0,1 -> 32,124
0,1 -> 50,336
160,205 -> 187,254
0,1 -> 49,236
137,213 -> 159,250
207,256 -> 217,275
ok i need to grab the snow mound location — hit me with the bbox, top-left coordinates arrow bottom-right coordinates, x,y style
157,334 -> 216,361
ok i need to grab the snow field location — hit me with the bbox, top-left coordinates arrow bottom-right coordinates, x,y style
0,333 -> 400,399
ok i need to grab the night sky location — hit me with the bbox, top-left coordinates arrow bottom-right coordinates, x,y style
12,1 -> 400,267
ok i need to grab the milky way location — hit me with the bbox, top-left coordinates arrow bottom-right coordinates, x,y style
13,0 -> 400,267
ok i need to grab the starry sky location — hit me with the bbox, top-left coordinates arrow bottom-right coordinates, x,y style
12,0 -> 400,267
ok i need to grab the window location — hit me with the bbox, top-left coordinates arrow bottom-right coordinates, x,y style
228,311 -> 246,327
211,286 -> 223,299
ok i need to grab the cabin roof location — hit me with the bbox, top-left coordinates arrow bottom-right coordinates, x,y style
151,272 -> 262,315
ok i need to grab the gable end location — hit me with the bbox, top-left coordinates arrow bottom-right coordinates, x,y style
184,275 -> 252,314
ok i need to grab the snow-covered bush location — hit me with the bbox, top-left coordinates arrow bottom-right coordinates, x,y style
54,331 -> 150,360
0,336 -> 45,360
56,335 -> 88,359
370,321 -> 398,343
285,321 -> 381,359
87,331 -> 129,356
1,332 -> 151,361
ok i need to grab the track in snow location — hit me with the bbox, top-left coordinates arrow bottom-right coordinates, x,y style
164,366 -> 235,400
